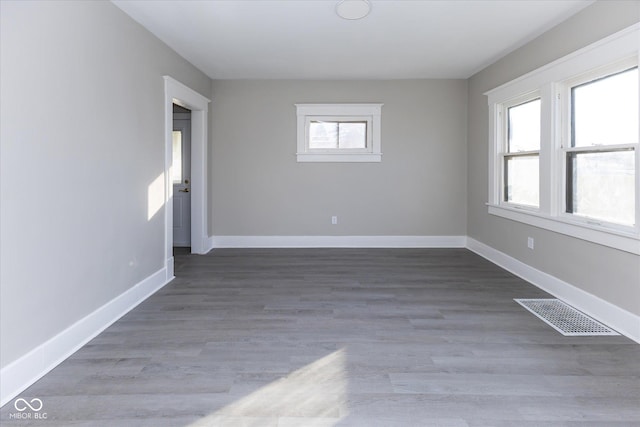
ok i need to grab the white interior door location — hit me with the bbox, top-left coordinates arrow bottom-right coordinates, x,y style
173,117 -> 191,247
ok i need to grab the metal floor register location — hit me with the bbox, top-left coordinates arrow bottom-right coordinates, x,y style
515,298 -> 619,336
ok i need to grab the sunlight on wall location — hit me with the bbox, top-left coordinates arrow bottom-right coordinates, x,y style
187,348 -> 349,426
147,173 -> 165,221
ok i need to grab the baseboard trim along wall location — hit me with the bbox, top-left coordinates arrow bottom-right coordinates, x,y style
0,268 -> 173,407
208,235 -> 467,249
467,237 -> 640,344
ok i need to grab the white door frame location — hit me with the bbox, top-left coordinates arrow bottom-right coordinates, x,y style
163,76 -> 211,278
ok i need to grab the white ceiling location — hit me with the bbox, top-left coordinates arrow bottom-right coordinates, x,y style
112,0 -> 593,80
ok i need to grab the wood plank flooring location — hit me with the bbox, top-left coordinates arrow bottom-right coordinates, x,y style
2,248 -> 639,426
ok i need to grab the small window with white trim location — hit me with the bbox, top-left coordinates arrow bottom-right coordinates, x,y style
296,103 -> 383,162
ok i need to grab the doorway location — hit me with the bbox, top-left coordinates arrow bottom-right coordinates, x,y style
164,76 -> 211,279
172,104 -> 191,249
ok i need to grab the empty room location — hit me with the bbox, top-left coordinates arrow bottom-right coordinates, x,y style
1,0 -> 639,425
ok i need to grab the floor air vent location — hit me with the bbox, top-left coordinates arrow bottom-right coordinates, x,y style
514,299 -> 619,336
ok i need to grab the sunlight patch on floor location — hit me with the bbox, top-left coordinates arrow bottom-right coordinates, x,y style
188,348 -> 349,426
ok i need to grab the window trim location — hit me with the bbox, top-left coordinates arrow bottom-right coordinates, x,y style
485,23 -> 640,255
296,103 -> 383,162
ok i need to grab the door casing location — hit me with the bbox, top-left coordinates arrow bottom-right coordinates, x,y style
163,76 -> 211,278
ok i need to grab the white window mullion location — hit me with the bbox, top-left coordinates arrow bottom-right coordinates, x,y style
539,83 -> 555,215
487,103 -> 502,205
556,84 -> 571,219
635,145 -> 640,230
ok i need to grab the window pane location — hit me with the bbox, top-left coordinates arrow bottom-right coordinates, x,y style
508,99 -> 541,152
309,122 -> 338,148
172,130 -> 182,184
572,67 -> 638,147
338,122 -> 367,148
505,155 -> 539,206
567,150 -> 635,225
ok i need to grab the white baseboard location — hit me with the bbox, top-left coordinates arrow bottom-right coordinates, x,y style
0,267 -> 173,407
209,235 -> 467,249
206,235 -> 215,252
166,256 -> 175,279
466,237 -> 640,343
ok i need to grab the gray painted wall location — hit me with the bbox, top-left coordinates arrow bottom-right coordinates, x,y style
466,1 -> 640,316
209,80 -> 468,236
0,1 -> 211,367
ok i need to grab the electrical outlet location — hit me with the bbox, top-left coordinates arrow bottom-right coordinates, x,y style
331,216 -> 338,225
527,237 -> 534,250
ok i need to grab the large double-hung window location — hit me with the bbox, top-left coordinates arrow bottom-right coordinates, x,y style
486,24 -> 639,254
564,65 -> 638,226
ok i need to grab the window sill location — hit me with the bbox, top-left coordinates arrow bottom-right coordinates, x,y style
487,204 -> 640,255
296,153 -> 382,163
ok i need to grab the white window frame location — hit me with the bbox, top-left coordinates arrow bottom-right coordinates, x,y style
558,58 -> 638,232
486,23 -> 640,255
500,92 -> 542,210
296,103 -> 383,162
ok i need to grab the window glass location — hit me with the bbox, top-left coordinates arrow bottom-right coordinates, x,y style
508,99 -> 541,152
338,122 -> 367,148
572,67 -> 638,147
567,150 -> 635,225
504,155 -> 539,206
309,122 -> 338,148
172,130 -> 182,184
309,121 -> 367,149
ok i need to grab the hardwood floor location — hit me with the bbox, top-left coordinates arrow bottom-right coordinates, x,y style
2,248 -> 639,426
